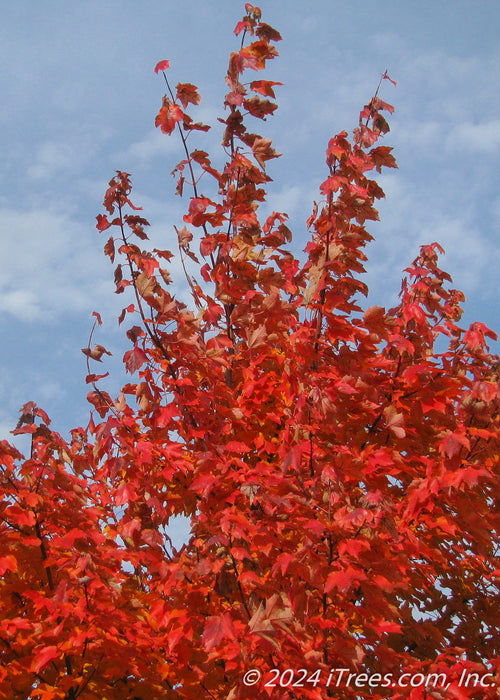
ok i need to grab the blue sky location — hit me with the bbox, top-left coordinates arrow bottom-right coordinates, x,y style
1,1 -> 499,448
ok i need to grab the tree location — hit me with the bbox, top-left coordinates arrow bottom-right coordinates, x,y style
0,4 -> 498,699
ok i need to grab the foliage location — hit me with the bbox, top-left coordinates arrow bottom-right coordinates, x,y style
1,4 -> 499,699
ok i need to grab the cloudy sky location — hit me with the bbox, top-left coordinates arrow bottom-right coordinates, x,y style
1,0 -> 499,449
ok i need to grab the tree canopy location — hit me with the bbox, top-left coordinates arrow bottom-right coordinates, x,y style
0,5 -> 498,699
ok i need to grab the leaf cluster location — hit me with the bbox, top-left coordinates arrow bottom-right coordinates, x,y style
0,5 -> 498,699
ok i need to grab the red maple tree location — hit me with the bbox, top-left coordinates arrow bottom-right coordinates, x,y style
1,5 -> 498,699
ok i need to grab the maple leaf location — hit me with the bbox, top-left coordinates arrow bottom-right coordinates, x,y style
176,82 -> 201,108
382,69 -> 397,86
383,404 -> 406,438
115,481 -> 137,507
154,59 -> 170,73
176,226 -> 193,249
135,271 -> 157,301
251,136 -> 281,168
123,345 -> 148,374
463,321 -> 497,350
81,344 -> 112,362
118,303 -> 135,325
82,345 -> 111,362
256,23 -> 282,42
0,555 -> 17,575
239,40 -> 278,71
96,213 -> 112,231
85,372 -> 109,384
370,145 -> 398,172
154,404 -> 179,428
155,98 -> 184,135
202,614 -> 236,652
234,19 -> 250,36
243,96 -> 278,119
86,389 -> 112,417
250,79 -> 283,98
439,430 -> 471,458
32,646 -> 60,674
92,310 -> 103,325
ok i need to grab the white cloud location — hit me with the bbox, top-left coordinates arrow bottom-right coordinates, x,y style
27,141 -> 75,180
0,207 -> 110,321
446,119 -> 500,152
419,217 -> 495,292
265,184 -> 309,220
26,131 -> 107,182
0,290 -> 39,319
392,120 -> 443,151
125,130 -> 179,162
362,166 -> 500,314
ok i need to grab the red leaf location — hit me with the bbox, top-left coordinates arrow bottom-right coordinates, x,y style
176,226 -> 193,249
439,431 -> 471,459
154,404 -> 179,428
369,145 -> 398,172
154,59 -> 170,73
96,214 -> 112,231
115,482 -> 137,507
155,99 -> 184,135
239,41 -> 279,71
0,555 -> 17,575
85,372 -> 109,384
81,345 -> 112,362
383,405 -> 406,439
32,646 -> 60,674
464,321 -> 497,350
325,567 -> 367,594
250,80 -> 283,98
234,20 -> 249,36
87,390 -> 112,417
124,346 -> 148,374
176,83 -> 201,108
202,614 -> 236,652
251,136 -> 281,168
118,303 -> 135,325
4,505 -> 36,526
373,619 -> 402,634
104,236 -> 115,262
382,70 -> 397,86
